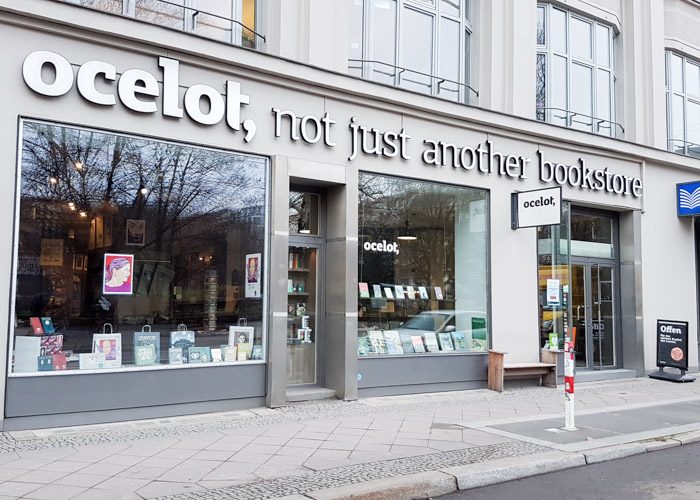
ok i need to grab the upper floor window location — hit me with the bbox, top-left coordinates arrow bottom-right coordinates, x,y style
666,51 -> 700,158
65,0 -> 262,49
536,4 -> 618,137
348,0 -> 476,104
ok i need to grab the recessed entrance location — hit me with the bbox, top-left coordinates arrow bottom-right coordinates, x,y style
287,190 -> 325,387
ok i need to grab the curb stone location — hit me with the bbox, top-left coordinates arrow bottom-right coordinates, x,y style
645,438 -> 682,452
672,429 -> 700,445
301,436 -> 700,500
583,442 -> 649,464
441,451 -> 586,491
305,471 -> 457,500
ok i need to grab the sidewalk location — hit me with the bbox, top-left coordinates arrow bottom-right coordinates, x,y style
2,376 -> 700,500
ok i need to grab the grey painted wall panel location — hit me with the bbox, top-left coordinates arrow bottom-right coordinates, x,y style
357,354 -> 488,389
6,364 -> 266,417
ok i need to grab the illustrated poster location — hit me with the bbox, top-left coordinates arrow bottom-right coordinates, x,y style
245,253 -> 261,298
103,253 -> 134,295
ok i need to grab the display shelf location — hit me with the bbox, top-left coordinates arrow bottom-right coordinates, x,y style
288,292 -> 309,296
288,268 -> 310,272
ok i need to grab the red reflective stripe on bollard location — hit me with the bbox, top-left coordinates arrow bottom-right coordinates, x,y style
565,376 -> 574,394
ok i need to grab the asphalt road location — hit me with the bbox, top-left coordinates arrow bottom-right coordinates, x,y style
440,441 -> 700,500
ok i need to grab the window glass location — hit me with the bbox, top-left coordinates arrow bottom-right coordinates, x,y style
537,6 -> 545,46
552,55 -> 568,126
570,213 -> 614,258
357,174 -> 489,356
349,0 -> 472,99
441,0 -> 459,17
536,53 -> 546,121
673,94 -> 686,151
401,7 -> 434,93
596,24 -> 610,68
537,202 -> 570,349
672,53 -> 684,94
67,0 -> 122,15
135,0 -> 185,31
686,62 -> 700,98
688,100 -> 700,147
570,17 -> 592,60
551,8 -> 567,53
571,63 -> 593,131
438,16 -> 460,100
464,28 -> 471,103
289,192 -> 320,235
368,0 -> 397,85
12,121 -> 268,374
241,0 -> 256,48
193,0 -> 233,44
349,0 -> 365,77
536,5 -> 615,135
596,69 -> 611,135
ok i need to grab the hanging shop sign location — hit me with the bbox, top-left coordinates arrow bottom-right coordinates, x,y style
676,180 -> 700,217
22,51 -> 643,198
511,186 -> 562,229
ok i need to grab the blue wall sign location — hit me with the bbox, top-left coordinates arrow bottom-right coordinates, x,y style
677,181 -> 700,217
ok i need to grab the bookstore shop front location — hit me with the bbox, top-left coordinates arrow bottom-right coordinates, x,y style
3,11 -> 682,429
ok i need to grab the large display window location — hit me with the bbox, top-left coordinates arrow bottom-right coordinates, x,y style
357,173 -> 489,356
10,121 -> 268,375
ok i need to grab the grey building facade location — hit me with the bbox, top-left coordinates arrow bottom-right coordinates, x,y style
0,0 -> 699,430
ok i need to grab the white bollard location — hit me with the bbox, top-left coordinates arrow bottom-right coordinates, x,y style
563,341 -> 577,431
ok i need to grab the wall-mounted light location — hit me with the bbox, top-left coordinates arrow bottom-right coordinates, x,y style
67,202 -> 76,211
397,219 -> 417,241
48,176 -> 58,185
74,161 -> 84,172
79,210 -> 87,218
140,187 -> 149,195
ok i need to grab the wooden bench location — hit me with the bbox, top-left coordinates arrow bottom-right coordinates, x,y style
487,350 -> 557,392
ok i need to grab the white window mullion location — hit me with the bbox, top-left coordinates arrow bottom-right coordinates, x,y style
123,0 -> 135,17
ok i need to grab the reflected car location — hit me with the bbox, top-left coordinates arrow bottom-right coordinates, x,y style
397,310 -> 488,351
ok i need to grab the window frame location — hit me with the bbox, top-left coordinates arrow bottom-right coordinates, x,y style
356,170 -> 491,358
536,3 -> 617,137
354,0 -> 473,103
666,50 -> 700,157
8,118 -> 271,377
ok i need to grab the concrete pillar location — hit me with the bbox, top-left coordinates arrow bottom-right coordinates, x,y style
266,155 -> 290,408
620,0 -> 666,148
619,209 -> 645,374
323,175 -> 359,400
476,0 -> 537,118
262,0 -> 349,73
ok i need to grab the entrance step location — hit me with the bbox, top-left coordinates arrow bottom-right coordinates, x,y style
576,369 -> 638,383
286,387 -> 337,402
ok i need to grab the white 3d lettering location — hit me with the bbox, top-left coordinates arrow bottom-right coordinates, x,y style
22,51 -> 256,142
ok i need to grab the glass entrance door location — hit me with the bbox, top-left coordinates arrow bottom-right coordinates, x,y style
287,246 -> 318,384
570,261 -> 618,369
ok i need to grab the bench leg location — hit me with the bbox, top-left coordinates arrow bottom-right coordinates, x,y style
543,369 -> 557,388
487,366 -> 503,392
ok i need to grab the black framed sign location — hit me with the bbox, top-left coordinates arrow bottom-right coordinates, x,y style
656,320 -> 689,371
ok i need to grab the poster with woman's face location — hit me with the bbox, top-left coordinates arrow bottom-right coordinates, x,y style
245,253 -> 261,298
103,253 -> 134,295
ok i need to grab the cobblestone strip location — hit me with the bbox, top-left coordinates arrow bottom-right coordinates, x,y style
0,378 -> 680,453
152,440 -> 548,500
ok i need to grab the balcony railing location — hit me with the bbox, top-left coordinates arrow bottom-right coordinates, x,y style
667,138 -> 700,159
60,0 -> 265,49
536,106 -> 624,139
348,59 -> 479,106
